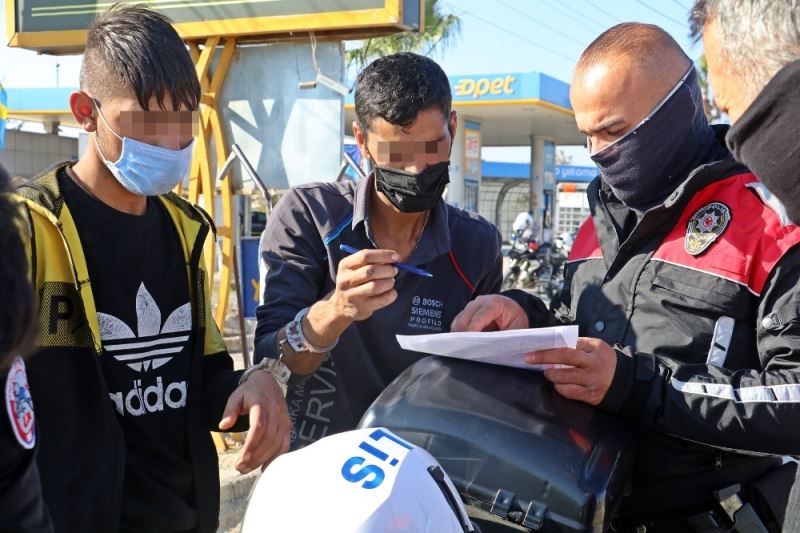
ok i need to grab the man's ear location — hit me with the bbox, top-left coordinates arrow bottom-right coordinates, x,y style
448,110 -> 458,139
69,91 -> 96,133
353,120 -> 369,159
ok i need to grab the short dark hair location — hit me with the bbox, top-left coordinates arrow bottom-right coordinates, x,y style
0,165 -> 36,371
80,3 -> 200,111
354,52 -> 452,134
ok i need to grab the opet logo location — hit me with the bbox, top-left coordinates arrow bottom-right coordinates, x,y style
454,75 -> 516,99
340,429 -> 413,489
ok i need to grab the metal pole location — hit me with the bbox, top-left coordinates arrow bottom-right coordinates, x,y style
231,143 -> 272,211
231,246 -> 251,368
335,159 -> 349,182
529,134 -> 535,214
343,151 -> 367,180
216,147 -> 253,369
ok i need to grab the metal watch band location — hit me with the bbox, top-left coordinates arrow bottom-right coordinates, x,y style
239,357 -> 291,396
285,307 -> 338,354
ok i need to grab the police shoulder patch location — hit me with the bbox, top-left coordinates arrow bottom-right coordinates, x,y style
685,202 -> 731,256
5,357 -> 36,449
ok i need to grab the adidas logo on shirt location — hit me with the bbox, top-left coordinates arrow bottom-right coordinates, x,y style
99,283 -> 190,417
109,376 -> 187,418
98,283 -> 191,372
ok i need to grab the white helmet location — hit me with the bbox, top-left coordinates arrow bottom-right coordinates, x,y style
241,427 -> 475,533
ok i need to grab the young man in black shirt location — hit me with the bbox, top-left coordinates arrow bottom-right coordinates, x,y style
17,6 -> 290,532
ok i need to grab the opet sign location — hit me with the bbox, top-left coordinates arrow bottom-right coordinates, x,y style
453,75 -> 516,99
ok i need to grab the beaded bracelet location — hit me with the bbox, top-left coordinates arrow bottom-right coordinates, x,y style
285,307 -> 339,354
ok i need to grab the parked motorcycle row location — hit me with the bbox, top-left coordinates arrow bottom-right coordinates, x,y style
501,230 -> 572,298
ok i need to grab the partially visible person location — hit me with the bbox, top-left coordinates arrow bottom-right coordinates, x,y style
690,2 -> 800,531
0,162 -> 52,532
254,52 -> 502,449
512,210 -> 536,244
512,210 -> 534,233
690,0 -> 800,222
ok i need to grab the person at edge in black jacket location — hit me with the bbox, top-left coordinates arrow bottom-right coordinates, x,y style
690,2 -> 800,532
0,162 -> 52,532
452,23 -> 800,533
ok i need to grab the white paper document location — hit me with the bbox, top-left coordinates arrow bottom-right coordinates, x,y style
396,325 -> 579,370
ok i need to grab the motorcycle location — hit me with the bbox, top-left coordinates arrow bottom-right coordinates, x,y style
242,357 -> 774,533
242,357 -> 636,533
242,425 -> 476,532
502,232 -> 569,299
501,231 -> 543,291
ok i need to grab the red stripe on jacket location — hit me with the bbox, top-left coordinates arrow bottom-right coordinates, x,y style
566,173 -> 800,296
568,216 -> 603,263
652,173 -> 800,295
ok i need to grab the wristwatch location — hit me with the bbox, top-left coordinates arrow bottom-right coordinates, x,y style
239,356 -> 291,397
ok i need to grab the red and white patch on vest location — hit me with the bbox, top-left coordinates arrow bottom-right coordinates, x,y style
685,202 -> 731,256
5,357 -> 35,449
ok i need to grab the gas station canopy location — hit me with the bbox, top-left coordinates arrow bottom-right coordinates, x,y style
345,71 -> 584,147
8,72 -> 583,148
4,88 -> 75,127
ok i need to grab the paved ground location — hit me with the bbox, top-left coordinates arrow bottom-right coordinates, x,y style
216,317 -> 258,533
218,444 -> 259,532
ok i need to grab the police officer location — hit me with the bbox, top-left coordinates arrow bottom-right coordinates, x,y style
254,53 -> 503,449
453,23 -> 800,531
0,163 -> 52,532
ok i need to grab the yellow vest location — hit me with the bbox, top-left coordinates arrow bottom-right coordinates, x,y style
16,162 -> 226,358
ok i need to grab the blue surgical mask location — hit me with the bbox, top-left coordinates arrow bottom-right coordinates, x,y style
589,67 -> 722,212
93,100 -> 194,197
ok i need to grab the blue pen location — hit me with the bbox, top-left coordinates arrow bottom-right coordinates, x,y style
339,244 -> 434,278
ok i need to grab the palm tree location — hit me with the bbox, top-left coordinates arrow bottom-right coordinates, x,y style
347,0 -> 461,69
696,54 -> 722,123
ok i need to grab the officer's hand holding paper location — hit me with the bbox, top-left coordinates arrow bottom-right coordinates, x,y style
397,325 -> 578,370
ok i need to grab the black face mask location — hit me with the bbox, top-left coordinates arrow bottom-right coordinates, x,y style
373,160 -> 451,213
726,60 -> 800,225
590,67 -> 722,212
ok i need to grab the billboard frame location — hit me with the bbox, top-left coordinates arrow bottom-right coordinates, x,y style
6,0 -> 421,53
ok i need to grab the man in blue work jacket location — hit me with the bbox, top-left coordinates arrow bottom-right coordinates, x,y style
254,53 -> 503,449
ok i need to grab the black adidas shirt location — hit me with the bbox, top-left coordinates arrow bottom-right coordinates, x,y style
60,171 -> 197,532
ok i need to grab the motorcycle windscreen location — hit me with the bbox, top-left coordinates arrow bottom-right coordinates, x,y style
359,356 -> 635,533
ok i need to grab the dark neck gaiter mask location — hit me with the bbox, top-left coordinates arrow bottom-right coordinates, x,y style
590,67 -> 722,212
726,59 -> 800,224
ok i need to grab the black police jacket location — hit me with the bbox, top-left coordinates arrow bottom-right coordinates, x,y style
507,153 -> 800,517
0,360 -> 52,533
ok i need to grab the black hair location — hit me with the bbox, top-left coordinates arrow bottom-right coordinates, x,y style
80,3 -> 200,111
0,164 -> 36,371
354,52 -> 452,134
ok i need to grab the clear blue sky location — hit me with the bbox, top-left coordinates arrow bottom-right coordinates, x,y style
1,0 -> 702,87
431,0 -> 699,83
1,0 -> 701,164
426,0 -> 702,164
